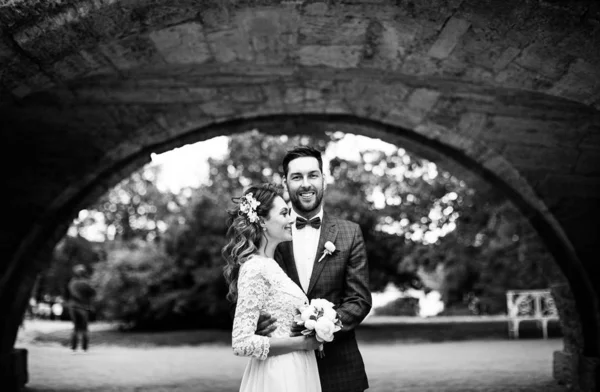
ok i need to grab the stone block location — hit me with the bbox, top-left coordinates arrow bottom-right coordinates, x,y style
503,144 -> 579,172
12,7 -> 100,63
118,0 -> 198,33
384,107 -> 425,129
400,53 -> 439,76
78,1 -> 131,41
407,88 -> 440,112
549,59 -> 600,104
579,127 -> 600,150
537,174 -> 600,198
553,350 -> 576,389
575,150 -> 600,175
207,29 -> 254,63
428,17 -> 471,59
486,116 -> 582,148
50,50 -> 114,80
495,63 -> 554,91
0,56 -> 53,98
252,33 -> 297,65
515,42 -> 570,79
297,45 -> 362,68
149,23 -> 212,64
229,86 -> 265,103
100,35 -> 165,70
304,2 -> 329,16
298,15 -> 368,46
0,36 -> 15,64
579,356 -> 599,392
493,47 -> 521,71
6,348 -> 28,391
458,112 -> 488,136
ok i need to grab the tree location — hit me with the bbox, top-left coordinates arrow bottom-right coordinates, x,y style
71,129 -> 561,329
83,165 -> 179,242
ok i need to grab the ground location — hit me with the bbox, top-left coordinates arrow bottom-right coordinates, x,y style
17,319 -> 567,392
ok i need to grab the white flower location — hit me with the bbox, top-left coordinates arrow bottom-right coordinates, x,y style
239,193 -> 261,223
304,319 -> 317,330
318,241 -> 336,262
324,241 -> 336,253
246,193 -> 261,210
322,306 -> 338,322
301,305 -> 318,322
314,318 -> 336,342
311,298 -> 334,310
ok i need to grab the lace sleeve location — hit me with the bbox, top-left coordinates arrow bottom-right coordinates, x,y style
232,258 -> 270,360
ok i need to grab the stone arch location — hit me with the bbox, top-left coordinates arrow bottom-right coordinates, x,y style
2,0 -> 600,389
2,77 -> 600,389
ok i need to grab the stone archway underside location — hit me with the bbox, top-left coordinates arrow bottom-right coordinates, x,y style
1,0 -> 600,390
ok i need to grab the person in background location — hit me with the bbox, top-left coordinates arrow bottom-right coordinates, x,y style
66,264 -> 96,352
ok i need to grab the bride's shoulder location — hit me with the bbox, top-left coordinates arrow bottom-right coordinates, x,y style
241,254 -> 279,275
240,254 -> 269,271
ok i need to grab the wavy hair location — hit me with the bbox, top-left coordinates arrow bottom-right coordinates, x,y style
222,183 -> 284,303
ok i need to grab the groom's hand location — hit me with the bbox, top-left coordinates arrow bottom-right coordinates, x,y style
290,321 -> 304,337
256,312 -> 277,336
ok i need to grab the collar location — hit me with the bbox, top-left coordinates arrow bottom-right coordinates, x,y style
290,206 -> 323,222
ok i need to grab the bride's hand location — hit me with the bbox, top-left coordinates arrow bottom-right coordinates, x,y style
256,312 -> 277,336
303,336 -> 322,351
289,320 -> 304,337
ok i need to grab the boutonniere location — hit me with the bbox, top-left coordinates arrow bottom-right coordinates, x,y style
318,241 -> 336,262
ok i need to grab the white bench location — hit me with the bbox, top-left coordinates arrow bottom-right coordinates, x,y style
506,289 -> 559,339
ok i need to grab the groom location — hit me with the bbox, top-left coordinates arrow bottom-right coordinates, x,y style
258,146 -> 372,392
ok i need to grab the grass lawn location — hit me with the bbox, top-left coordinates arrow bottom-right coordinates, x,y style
17,319 -> 566,392
18,316 -> 563,348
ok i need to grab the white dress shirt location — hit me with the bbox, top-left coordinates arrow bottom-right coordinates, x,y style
291,208 -> 323,293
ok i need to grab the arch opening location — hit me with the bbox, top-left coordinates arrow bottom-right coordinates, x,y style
2,113 -> 600,391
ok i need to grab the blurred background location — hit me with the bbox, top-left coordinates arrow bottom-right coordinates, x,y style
19,130 -> 566,392
27,130 -> 562,330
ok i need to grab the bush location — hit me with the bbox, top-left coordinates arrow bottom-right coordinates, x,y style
373,297 -> 420,316
91,240 -> 231,330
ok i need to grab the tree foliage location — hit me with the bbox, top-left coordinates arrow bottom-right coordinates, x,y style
42,130 -> 561,329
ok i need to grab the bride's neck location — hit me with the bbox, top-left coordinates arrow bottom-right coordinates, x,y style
257,239 -> 278,259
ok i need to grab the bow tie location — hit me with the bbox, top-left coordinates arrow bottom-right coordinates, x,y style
295,216 -> 322,230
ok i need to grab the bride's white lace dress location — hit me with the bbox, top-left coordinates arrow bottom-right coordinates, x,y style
232,254 -> 321,392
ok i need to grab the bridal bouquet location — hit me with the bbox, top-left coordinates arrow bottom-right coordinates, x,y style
295,298 -> 342,358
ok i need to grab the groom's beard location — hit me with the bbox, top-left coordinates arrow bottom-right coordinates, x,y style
289,186 -> 324,215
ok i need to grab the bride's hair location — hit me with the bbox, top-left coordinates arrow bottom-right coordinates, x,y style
222,183 -> 284,303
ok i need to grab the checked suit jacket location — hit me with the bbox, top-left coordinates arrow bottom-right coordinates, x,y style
274,211 -> 372,392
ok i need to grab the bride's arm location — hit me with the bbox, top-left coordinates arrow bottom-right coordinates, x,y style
266,335 -> 319,357
232,260 -> 318,359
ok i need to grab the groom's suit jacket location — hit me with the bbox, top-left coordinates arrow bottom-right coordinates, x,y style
275,211 -> 372,392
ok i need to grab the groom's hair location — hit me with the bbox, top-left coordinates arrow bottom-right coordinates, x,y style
282,146 -> 323,178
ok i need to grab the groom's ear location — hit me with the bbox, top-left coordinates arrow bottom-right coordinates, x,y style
282,179 -> 290,200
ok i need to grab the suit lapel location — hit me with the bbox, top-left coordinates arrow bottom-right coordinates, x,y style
306,213 -> 338,297
277,241 -> 302,290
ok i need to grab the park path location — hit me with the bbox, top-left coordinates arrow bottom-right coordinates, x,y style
22,339 -> 566,392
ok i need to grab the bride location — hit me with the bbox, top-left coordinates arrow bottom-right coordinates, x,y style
222,183 -> 322,392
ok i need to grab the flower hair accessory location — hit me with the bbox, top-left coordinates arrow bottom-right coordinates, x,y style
238,193 -> 261,223
318,241 -> 336,262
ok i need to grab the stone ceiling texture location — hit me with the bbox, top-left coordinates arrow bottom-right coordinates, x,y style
1,1 -> 600,390
0,0 -> 599,107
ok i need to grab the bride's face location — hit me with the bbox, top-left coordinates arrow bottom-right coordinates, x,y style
262,196 -> 294,243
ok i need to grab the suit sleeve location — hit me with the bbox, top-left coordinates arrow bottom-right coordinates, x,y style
336,224 -> 372,332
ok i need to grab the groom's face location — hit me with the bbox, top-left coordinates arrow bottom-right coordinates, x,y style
285,156 -> 325,217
